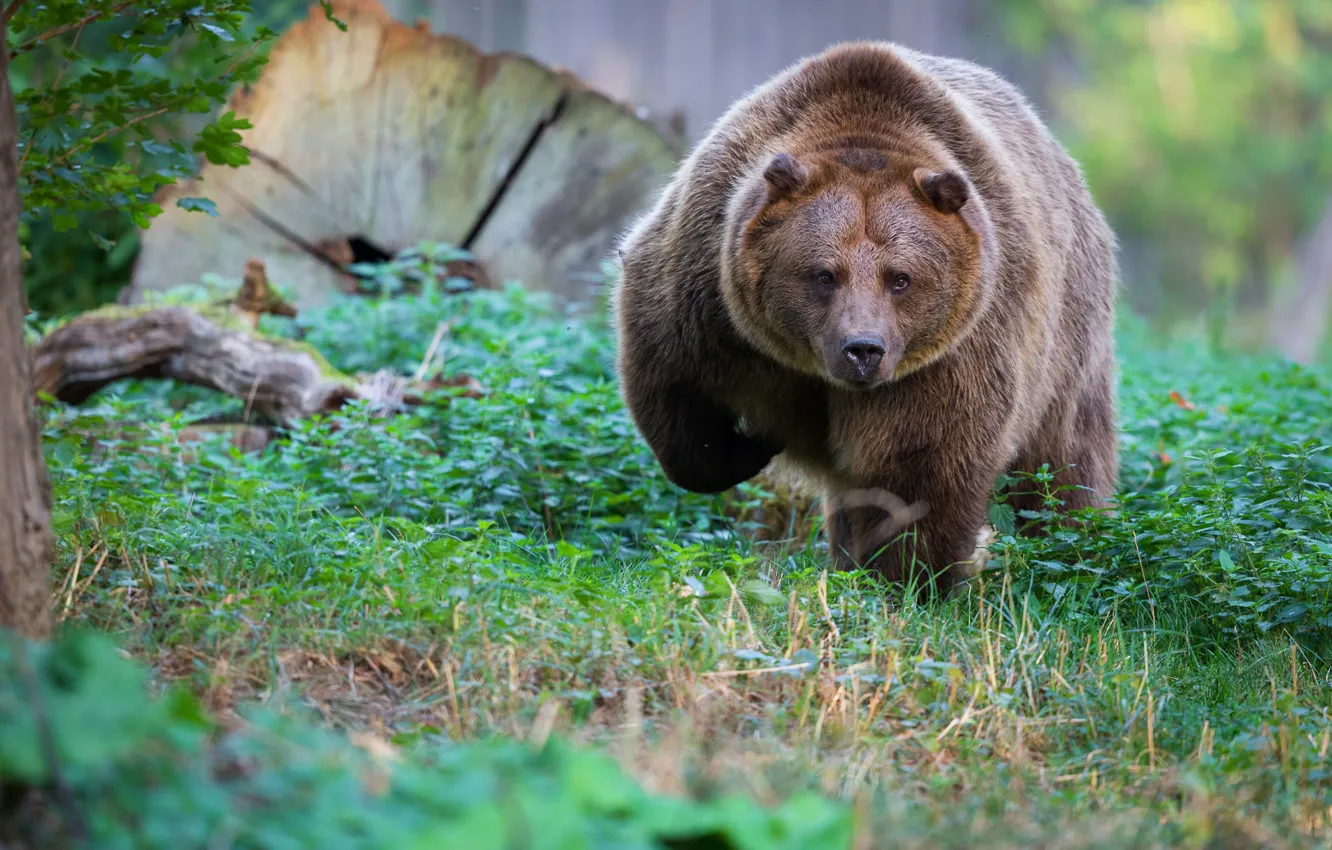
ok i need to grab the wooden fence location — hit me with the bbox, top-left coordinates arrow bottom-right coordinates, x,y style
384,0 -> 1004,144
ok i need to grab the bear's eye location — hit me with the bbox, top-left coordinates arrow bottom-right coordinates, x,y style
814,269 -> 838,289
889,273 -> 911,293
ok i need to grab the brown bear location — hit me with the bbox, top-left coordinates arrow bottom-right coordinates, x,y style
611,41 -> 1119,596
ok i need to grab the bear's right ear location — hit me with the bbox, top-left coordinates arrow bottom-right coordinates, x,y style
762,152 -> 808,202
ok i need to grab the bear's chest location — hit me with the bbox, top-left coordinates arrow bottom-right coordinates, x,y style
822,391 -> 930,483
819,357 -> 1022,485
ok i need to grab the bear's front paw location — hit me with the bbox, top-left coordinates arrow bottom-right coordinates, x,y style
726,428 -> 784,479
664,428 -> 783,495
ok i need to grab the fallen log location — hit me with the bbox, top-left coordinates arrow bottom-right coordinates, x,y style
33,260 -> 482,427
124,0 -> 678,309
33,305 -> 355,425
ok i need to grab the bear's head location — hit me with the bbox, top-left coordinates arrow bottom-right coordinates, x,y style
721,143 -> 997,390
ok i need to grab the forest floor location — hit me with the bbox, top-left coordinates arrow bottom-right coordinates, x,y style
22,272 -> 1332,847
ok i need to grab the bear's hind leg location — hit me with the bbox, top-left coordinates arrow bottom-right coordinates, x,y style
1004,378 -> 1119,532
824,497 -> 859,573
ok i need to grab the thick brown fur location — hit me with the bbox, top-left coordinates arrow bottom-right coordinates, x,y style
611,42 -> 1120,597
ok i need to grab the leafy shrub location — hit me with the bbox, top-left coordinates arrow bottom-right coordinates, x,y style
44,281 -> 737,569
993,319 -> 1332,638
11,0 -> 331,317
40,276 -> 1332,641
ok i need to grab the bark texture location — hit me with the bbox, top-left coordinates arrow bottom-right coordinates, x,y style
32,307 -> 359,425
0,41 -> 54,639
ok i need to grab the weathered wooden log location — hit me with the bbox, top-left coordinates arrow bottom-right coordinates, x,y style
123,0 -> 678,309
32,305 -> 357,426
33,260 -> 482,427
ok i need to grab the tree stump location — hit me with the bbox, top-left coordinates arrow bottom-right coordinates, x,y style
123,0 -> 678,309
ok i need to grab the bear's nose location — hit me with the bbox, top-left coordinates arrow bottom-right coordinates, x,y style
841,336 -> 886,380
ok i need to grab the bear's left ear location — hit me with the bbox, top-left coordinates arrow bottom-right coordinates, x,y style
914,168 -> 970,214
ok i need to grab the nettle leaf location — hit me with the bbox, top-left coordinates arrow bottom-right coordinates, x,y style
198,21 -> 237,42
988,502 -> 1016,535
176,196 -> 219,216
741,579 -> 787,608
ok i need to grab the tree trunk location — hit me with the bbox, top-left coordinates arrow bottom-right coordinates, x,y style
0,41 -> 54,638
1270,195 -> 1332,364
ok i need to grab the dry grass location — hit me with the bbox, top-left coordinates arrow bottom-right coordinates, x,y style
51,529 -> 1332,847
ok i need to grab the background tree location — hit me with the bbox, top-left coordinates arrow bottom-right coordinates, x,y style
9,0 -> 330,315
998,0 -> 1332,357
0,34 -> 50,639
0,0 -> 337,637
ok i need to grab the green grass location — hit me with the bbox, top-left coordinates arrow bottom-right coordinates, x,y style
8,267 -> 1332,847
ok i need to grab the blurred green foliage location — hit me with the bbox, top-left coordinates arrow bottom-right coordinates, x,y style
9,0 -> 331,317
998,0 -> 1332,335
0,629 -> 854,849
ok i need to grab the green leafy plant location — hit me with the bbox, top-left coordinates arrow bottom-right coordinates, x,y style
8,0 -> 342,315
13,256 -> 1332,846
